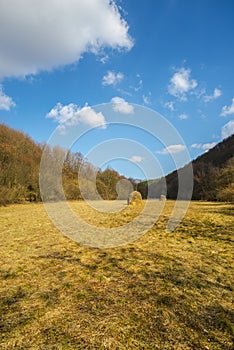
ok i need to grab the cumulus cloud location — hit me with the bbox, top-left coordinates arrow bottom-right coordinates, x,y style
0,86 -> 15,110
111,97 -> 134,114
168,68 -> 198,101
165,101 -> 175,111
157,144 -> 186,155
46,102 -> 106,129
191,142 -> 217,151
102,71 -> 124,86
220,98 -> 234,117
130,155 -> 143,163
179,113 -> 188,120
204,88 -> 222,102
221,120 -> 234,139
0,0 -> 133,79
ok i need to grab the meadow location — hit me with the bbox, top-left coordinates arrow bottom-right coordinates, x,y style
0,200 -> 233,349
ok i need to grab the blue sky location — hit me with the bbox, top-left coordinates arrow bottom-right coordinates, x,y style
0,0 -> 234,179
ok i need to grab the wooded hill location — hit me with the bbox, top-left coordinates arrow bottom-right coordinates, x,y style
0,124 -> 132,205
138,134 -> 234,202
0,124 -> 42,204
0,123 -> 233,204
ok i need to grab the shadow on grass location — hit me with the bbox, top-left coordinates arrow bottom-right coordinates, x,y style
212,206 -> 234,217
197,202 -> 234,217
29,247 -> 234,349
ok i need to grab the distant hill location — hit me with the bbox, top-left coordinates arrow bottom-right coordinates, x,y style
138,134 -> 234,202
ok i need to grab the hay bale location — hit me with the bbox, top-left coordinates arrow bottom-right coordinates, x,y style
127,191 -> 143,205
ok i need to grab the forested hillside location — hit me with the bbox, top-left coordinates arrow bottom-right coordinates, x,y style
0,124 -> 132,205
192,135 -> 234,201
138,134 -> 234,202
0,124 -> 42,204
1,124 -> 233,204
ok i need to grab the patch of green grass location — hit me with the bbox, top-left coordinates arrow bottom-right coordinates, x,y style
0,201 -> 233,349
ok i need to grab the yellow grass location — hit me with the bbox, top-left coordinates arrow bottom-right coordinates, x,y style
0,201 -> 233,349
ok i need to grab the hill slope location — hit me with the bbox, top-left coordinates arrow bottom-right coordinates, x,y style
0,124 -> 131,204
191,134 -> 234,200
1,123 -> 233,203
139,134 -> 234,201
0,124 -> 42,204
193,134 -> 234,167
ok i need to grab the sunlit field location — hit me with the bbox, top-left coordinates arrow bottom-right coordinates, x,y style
0,201 -> 233,349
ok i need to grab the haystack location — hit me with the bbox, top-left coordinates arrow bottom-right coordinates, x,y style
127,191 -> 143,205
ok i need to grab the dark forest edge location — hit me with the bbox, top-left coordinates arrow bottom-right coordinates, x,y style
0,123 -> 233,205
139,134 -> 234,202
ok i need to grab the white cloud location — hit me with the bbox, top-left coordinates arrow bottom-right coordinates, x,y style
191,142 -> 217,151
130,155 -> 143,163
132,77 -> 143,92
204,88 -> 222,102
0,0 -> 133,79
194,87 -> 206,100
168,67 -> 198,101
111,97 -> 134,114
214,88 -> 222,98
116,88 -> 132,97
78,106 -> 106,128
0,86 -> 15,110
102,71 -> 124,86
46,102 -> 106,129
220,98 -> 234,117
179,113 -> 188,120
157,144 -> 186,155
165,101 -> 175,111
221,120 -> 234,139
99,55 -> 109,64
143,92 -> 151,105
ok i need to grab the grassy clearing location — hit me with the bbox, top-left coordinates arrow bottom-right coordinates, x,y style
0,201 -> 233,349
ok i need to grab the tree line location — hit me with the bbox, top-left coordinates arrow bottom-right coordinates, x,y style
0,124 -> 135,205
137,134 -> 234,202
0,124 -> 233,205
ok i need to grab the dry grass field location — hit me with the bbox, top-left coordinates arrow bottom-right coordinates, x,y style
0,200 -> 233,349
